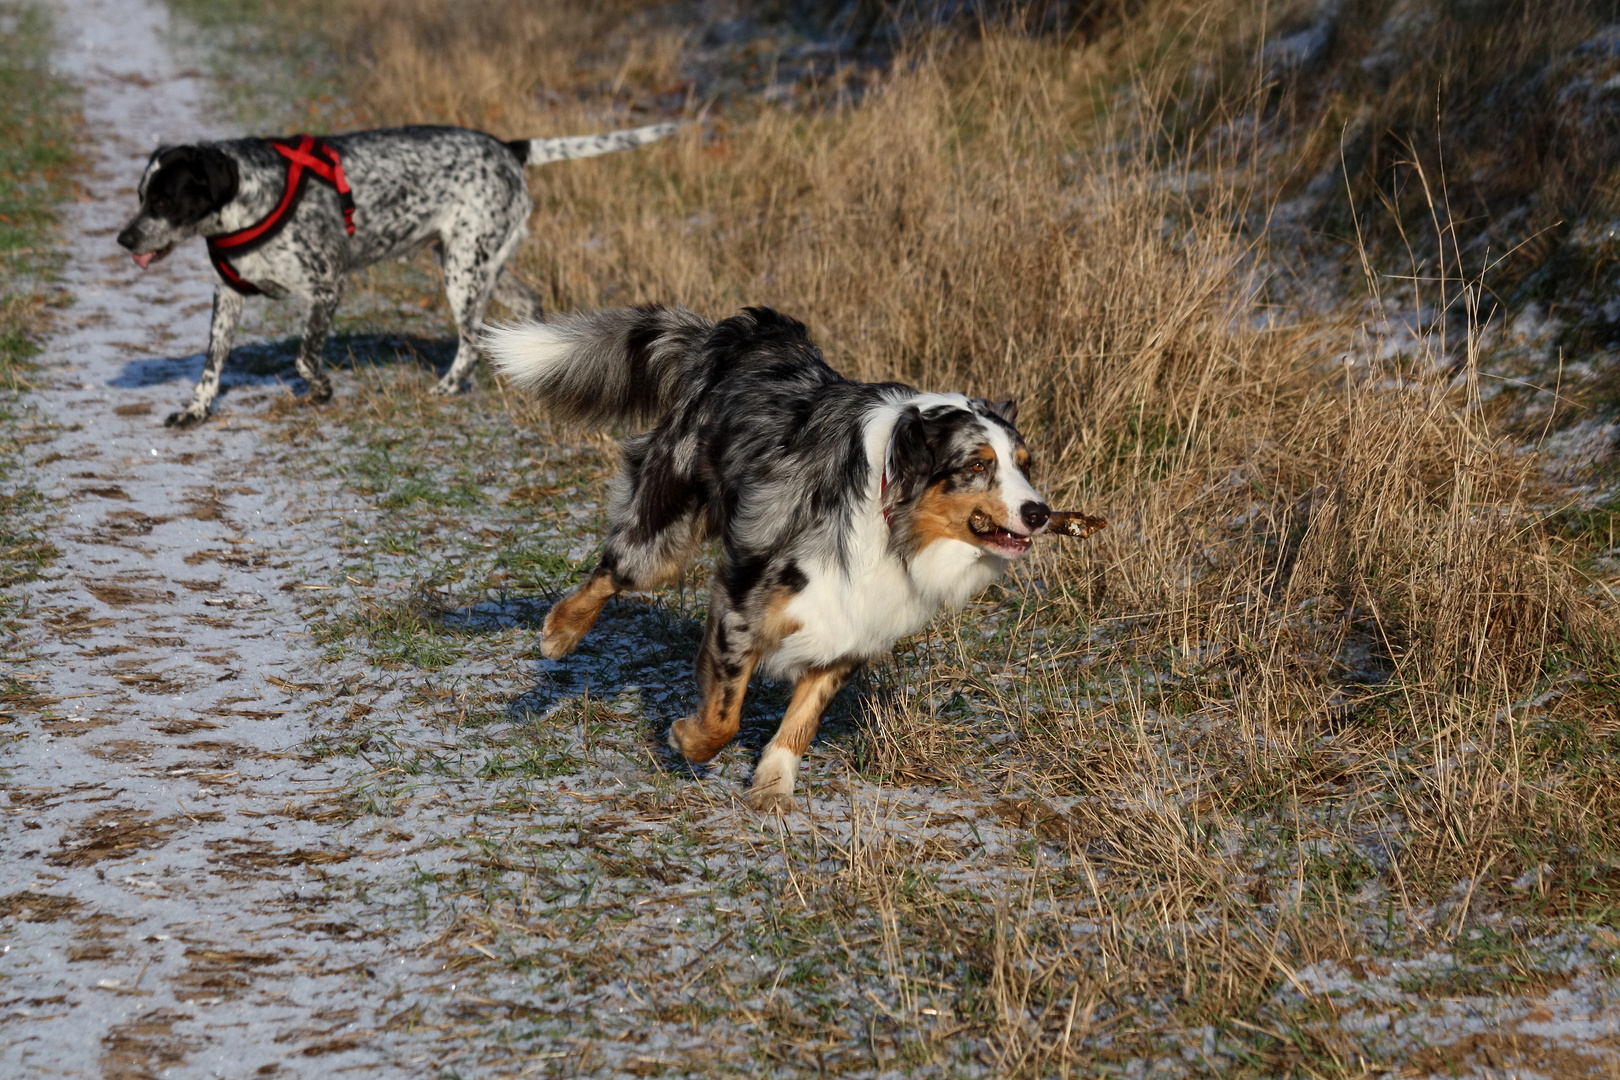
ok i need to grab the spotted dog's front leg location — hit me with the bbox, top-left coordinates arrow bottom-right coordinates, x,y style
744,662 -> 857,814
294,286 -> 340,403
166,286 -> 243,428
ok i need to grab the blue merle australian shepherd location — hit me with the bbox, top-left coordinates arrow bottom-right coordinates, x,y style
116,122 -> 675,427
486,305 -> 1053,812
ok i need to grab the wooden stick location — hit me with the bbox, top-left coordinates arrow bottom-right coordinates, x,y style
1047,511 -> 1107,539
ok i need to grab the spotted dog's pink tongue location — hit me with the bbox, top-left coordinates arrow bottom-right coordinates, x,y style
132,251 -> 155,269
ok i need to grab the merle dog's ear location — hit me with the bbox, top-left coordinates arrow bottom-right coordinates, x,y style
885,406 -> 934,507
985,398 -> 1018,424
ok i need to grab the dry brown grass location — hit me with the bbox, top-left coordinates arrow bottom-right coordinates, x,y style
232,0 -> 1620,1071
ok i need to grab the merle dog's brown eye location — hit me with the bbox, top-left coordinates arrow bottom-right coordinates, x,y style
969,461 -> 986,474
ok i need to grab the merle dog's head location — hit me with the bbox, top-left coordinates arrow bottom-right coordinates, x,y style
884,397 -> 1049,559
116,145 -> 239,268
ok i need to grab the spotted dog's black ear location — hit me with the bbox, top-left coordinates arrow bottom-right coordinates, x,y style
155,145 -> 239,211
885,405 -> 934,508
196,147 -> 239,207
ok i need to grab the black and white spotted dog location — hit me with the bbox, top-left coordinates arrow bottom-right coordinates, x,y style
486,305 -> 1050,811
116,123 -> 676,427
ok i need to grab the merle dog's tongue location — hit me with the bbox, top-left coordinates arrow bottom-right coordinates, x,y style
132,251 -> 155,269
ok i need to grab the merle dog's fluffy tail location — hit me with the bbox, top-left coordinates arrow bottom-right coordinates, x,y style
506,123 -> 678,167
485,305 -> 713,425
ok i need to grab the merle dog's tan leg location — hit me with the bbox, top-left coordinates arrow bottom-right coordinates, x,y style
744,662 -> 857,814
540,567 -> 619,659
668,604 -> 761,764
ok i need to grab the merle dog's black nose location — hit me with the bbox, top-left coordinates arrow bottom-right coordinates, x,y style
1021,501 -> 1050,531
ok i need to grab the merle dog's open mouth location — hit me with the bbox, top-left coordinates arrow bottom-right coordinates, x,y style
969,510 -> 1032,557
131,244 -> 174,269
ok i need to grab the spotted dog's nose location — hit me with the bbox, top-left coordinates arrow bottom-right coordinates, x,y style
1020,501 -> 1050,532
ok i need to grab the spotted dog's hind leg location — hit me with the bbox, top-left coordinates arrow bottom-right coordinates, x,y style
668,593 -> 762,765
167,285 -> 243,429
431,225 -> 524,396
294,285 -> 340,403
744,662 -> 858,814
491,267 -> 543,321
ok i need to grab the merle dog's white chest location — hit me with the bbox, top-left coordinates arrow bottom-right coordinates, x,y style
763,529 -> 1005,680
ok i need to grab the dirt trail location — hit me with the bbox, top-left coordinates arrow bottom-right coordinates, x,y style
0,1 -> 436,1074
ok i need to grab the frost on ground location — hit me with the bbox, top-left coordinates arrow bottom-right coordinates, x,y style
2,0 -> 1620,1078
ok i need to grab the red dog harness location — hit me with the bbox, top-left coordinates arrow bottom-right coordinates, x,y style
206,135 -> 355,295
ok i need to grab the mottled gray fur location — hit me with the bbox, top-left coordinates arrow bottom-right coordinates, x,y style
116,122 -> 676,427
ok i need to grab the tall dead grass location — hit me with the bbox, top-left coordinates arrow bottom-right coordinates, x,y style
259,0 -> 1620,1066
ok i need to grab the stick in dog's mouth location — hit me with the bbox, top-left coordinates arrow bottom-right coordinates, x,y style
967,510 -> 1034,556
1047,510 -> 1107,539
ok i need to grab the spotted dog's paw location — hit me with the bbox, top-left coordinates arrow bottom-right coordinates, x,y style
307,376 -> 333,404
164,408 -> 207,429
429,375 -> 466,397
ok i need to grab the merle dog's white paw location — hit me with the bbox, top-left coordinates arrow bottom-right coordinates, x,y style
742,787 -> 796,814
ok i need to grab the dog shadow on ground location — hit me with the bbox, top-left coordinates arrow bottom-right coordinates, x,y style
106,332 -> 457,402
435,590 -> 870,778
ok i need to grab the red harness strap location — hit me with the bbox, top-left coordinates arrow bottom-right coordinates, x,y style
206,135 -> 356,296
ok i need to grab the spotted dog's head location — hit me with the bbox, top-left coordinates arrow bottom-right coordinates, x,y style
884,398 -> 1049,559
116,145 -> 239,269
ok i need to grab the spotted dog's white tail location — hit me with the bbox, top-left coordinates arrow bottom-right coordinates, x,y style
485,305 -> 713,426
507,123 -> 678,167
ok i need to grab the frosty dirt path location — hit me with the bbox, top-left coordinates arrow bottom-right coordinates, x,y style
0,1 -> 439,1074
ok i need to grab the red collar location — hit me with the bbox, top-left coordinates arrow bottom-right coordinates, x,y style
207,135 -> 355,296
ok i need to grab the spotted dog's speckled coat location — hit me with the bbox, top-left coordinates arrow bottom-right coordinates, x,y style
116,123 -> 676,427
485,305 -> 1051,811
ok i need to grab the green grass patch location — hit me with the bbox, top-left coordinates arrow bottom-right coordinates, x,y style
0,0 -> 76,386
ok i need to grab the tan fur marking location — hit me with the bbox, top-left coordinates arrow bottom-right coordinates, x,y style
773,663 -> 855,756
758,588 -> 803,650
540,569 -> 619,659
912,481 -> 1011,548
